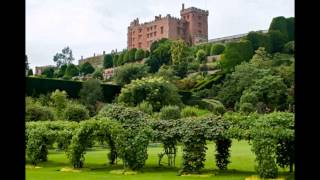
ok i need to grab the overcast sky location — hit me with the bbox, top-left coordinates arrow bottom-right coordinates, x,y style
26,0 -> 294,70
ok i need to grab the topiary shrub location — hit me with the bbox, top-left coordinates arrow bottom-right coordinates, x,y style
26,104 -> 54,121
159,105 -> 181,120
63,103 -> 90,122
210,44 -> 225,55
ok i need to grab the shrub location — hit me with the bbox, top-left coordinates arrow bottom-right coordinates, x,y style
135,49 -> 145,60
26,103 -> 54,121
79,79 -> 103,115
79,62 -> 95,75
113,63 -> 149,86
50,89 -> 68,117
103,54 -> 113,68
65,64 -> 79,77
196,49 -> 207,63
137,101 -> 153,115
282,41 -> 294,54
181,106 -> 198,117
117,77 -> 182,111
159,105 -> 181,120
210,44 -> 225,55
63,103 -> 90,122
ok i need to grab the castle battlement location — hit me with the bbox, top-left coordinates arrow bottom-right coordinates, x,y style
127,3 -> 208,50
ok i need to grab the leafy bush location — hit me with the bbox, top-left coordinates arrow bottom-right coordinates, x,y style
181,106 -> 210,118
103,54 -> 113,68
79,79 -> 103,115
219,40 -> 254,73
79,62 -> 95,75
63,103 -> 90,122
196,49 -> 207,63
282,41 -> 294,54
137,101 -> 153,115
65,64 -> 79,77
135,49 -> 145,60
117,77 -> 182,111
113,63 -> 149,86
26,103 -> 54,121
210,44 -> 225,55
159,105 -> 181,120
50,89 -> 68,117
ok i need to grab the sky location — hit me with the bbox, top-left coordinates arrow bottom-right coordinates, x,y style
26,0 -> 294,70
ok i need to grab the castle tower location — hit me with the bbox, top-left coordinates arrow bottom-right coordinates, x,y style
180,4 -> 209,44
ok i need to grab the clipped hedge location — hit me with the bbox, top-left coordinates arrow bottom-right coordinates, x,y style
26,77 -> 121,102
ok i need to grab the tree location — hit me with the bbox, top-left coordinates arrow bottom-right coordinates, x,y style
210,44 -> 225,55
123,51 -> 129,63
65,64 -> 79,77
79,62 -> 95,75
145,50 -> 150,57
113,54 -> 119,67
269,16 -> 289,38
56,64 -> 68,78
79,79 -> 103,115
28,69 -> 33,76
145,38 -> 172,73
53,46 -> 74,67
50,90 -> 68,117
42,67 -> 55,78
283,41 -> 294,54
92,68 -> 103,80
103,54 -> 113,68
128,48 -> 137,62
171,40 -> 188,65
245,31 -> 272,52
135,49 -> 145,60
286,17 -> 294,41
117,51 -> 125,66
217,62 -> 271,108
113,63 -> 149,86
268,30 -> 288,53
219,40 -> 254,73
117,77 -> 182,111
196,49 -> 207,63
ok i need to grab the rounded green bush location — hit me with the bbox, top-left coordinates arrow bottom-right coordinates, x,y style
63,103 -> 90,122
159,105 -> 181,120
26,104 -> 54,121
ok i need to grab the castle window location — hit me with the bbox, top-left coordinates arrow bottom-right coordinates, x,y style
138,42 -> 142,48
154,32 -> 156,36
139,29 -> 142,33
187,15 -> 189,19
154,25 -> 157,29
198,15 -> 201,20
160,26 -> 164,34
198,22 -> 202,27
147,27 -> 149,31
147,34 -> 149,38
198,30 -> 202,34
151,27 -> 153,30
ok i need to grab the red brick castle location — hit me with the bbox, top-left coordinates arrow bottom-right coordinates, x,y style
127,3 -> 209,50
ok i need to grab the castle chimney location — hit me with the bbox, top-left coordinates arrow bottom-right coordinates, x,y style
182,3 -> 185,10
81,56 -> 83,60
103,51 -> 105,55
94,53 -> 95,57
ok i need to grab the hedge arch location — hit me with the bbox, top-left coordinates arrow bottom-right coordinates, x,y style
66,119 -> 122,168
178,114 -> 231,174
150,119 -> 182,167
26,121 -> 79,165
95,103 -> 153,170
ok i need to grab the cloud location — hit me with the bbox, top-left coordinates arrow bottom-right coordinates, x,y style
26,0 -> 294,70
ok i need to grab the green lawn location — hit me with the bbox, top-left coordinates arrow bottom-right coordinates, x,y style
26,140 -> 293,180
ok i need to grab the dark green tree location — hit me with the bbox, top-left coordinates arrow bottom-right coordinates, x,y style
79,79 -> 103,115
28,69 -> 33,76
210,44 -> 225,55
53,46 -> 74,67
79,62 -> 95,75
219,40 -> 254,73
65,64 -> 79,77
135,49 -> 145,60
42,67 -> 55,78
268,30 -> 288,53
128,48 -> 137,62
103,54 -> 113,68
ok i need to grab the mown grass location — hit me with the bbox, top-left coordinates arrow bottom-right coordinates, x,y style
26,140 -> 294,180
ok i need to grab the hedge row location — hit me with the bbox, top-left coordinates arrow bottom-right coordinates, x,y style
26,77 -> 121,102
